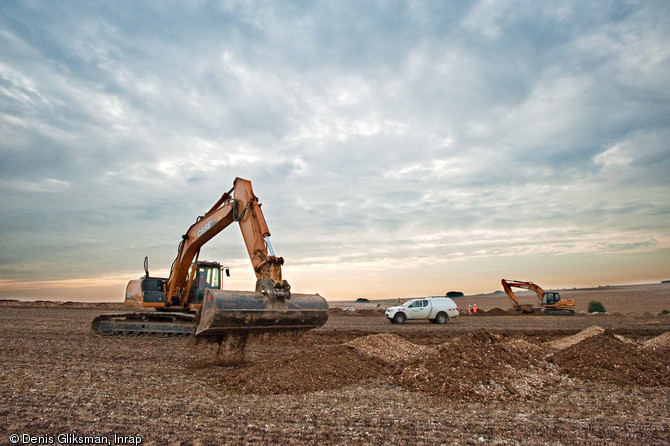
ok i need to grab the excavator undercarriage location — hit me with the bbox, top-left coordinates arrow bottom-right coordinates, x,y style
91,311 -> 196,336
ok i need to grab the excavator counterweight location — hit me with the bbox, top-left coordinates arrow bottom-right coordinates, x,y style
92,178 -> 329,337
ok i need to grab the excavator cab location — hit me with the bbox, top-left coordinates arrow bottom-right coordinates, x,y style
187,261 -> 229,305
542,292 -> 561,306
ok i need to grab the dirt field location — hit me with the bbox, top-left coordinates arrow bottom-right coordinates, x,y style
1,284 -> 669,445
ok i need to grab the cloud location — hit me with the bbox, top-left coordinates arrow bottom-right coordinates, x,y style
594,145 -> 633,173
0,0 -> 669,299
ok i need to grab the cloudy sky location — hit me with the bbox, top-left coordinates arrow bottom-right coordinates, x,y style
1,1 -> 669,301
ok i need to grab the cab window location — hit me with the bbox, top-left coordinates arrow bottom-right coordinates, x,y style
544,293 -> 558,305
198,266 -> 220,289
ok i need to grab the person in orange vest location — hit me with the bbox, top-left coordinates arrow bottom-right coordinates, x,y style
473,303 -> 478,315
468,305 -> 473,315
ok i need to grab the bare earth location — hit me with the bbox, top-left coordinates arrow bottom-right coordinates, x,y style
1,283 -> 669,445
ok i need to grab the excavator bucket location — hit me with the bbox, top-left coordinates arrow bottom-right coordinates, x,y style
195,289 -> 329,337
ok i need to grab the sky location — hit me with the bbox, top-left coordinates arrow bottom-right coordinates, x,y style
1,0 -> 669,302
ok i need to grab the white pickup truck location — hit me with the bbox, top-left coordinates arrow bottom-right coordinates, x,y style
385,297 -> 460,325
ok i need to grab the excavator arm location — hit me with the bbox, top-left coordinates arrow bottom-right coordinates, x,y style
166,178 -> 288,307
501,279 -> 544,313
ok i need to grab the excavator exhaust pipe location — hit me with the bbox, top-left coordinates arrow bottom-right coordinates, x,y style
195,289 -> 329,337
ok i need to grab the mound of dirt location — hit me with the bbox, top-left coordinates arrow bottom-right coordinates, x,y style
506,337 -> 544,354
612,334 -> 638,346
643,331 -> 670,349
550,331 -> 670,386
346,333 -> 435,363
355,308 -> 385,316
481,307 -> 510,316
513,308 -> 544,315
392,330 -> 549,400
214,327 -> 670,398
215,331 -> 551,399
217,345 -> 386,394
547,325 -> 604,350
332,308 -> 385,316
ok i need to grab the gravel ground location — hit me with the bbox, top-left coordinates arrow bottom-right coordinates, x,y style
1,305 -> 669,445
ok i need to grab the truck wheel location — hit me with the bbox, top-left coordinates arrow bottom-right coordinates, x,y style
393,313 -> 406,325
436,312 -> 448,324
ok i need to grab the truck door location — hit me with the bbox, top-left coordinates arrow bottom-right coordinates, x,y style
406,299 -> 431,319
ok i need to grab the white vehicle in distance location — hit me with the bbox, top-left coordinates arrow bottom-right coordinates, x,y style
385,297 -> 460,325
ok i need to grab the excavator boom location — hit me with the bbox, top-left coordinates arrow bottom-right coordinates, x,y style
165,178 -> 289,307
501,279 -> 536,313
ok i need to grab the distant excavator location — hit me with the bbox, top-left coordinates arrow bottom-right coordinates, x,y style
92,178 -> 329,337
501,279 -> 576,315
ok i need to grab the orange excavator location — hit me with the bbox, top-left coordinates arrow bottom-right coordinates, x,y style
501,279 -> 575,315
91,178 -> 329,337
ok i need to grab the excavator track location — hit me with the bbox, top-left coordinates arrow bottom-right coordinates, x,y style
91,312 -> 196,336
542,308 -> 576,316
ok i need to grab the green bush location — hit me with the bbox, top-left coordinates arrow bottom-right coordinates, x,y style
355,298 -> 370,303
446,291 -> 464,298
663,309 -> 669,315
588,301 -> 606,313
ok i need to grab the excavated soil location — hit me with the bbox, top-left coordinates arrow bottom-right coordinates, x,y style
547,325 -> 605,350
1,305 -> 670,445
644,331 -> 670,349
549,331 -> 670,387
